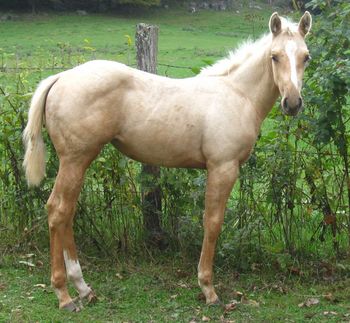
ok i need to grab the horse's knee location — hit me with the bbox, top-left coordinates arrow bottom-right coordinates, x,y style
206,216 -> 223,230
204,215 -> 223,241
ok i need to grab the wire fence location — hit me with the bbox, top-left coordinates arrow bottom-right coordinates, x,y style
1,62 -> 194,72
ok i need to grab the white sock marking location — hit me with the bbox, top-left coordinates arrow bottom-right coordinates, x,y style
63,250 -> 91,298
285,40 -> 298,89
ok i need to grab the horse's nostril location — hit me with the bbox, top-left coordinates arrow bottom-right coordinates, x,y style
298,97 -> 303,107
283,97 -> 288,109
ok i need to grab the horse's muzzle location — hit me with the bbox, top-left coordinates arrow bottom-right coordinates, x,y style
281,97 -> 303,116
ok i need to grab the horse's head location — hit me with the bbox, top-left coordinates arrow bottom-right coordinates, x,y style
269,11 -> 312,116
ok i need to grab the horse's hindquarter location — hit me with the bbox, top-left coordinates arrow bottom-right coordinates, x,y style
45,61 -> 132,156
45,60 -> 258,168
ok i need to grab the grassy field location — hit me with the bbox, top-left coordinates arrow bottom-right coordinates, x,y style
1,255 -> 350,322
0,7 -> 273,78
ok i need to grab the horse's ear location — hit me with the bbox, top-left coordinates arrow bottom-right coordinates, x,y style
269,12 -> 282,37
298,11 -> 312,37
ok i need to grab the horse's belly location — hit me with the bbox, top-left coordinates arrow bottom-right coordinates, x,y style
111,136 -> 206,169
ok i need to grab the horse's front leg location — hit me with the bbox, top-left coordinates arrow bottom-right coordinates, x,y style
198,160 -> 239,304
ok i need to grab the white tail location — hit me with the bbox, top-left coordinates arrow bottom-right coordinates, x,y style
23,74 -> 60,186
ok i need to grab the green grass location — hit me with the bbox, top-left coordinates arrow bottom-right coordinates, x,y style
1,256 -> 350,322
0,7 -> 274,77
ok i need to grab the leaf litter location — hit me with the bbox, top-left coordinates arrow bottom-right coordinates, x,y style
298,297 -> 320,308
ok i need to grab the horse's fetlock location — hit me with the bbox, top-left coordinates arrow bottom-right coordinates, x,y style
51,272 -> 66,289
198,271 -> 212,286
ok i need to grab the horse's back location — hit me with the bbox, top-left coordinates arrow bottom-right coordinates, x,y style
43,60 -> 256,168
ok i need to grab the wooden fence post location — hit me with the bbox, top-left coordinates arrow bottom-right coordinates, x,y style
135,23 -> 166,248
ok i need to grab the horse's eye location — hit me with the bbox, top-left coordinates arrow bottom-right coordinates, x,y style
271,55 -> 279,63
304,55 -> 311,63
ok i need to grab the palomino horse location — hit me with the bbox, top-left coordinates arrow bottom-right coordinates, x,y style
23,12 -> 312,311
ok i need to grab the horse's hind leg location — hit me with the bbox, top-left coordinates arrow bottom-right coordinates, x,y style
64,223 -> 97,304
198,160 -> 239,304
47,156 -> 96,311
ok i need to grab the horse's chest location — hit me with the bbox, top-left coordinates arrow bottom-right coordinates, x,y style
229,125 -> 258,164
238,144 -> 255,165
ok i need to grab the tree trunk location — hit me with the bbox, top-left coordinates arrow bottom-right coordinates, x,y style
135,24 -> 166,248
28,0 -> 36,14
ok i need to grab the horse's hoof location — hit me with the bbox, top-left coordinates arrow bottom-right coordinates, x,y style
61,301 -> 81,312
208,298 -> 225,308
82,289 -> 97,305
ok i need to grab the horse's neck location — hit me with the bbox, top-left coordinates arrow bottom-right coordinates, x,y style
228,45 -> 280,124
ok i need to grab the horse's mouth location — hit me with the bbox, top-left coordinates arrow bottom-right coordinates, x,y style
281,97 -> 303,116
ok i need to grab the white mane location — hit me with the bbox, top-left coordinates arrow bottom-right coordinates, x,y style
199,17 -> 298,77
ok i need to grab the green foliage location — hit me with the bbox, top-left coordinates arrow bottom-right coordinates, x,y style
118,0 -> 160,6
305,0 -> 350,147
215,0 -> 350,269
0,0 -> 161,11
303,0 -> 350,251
